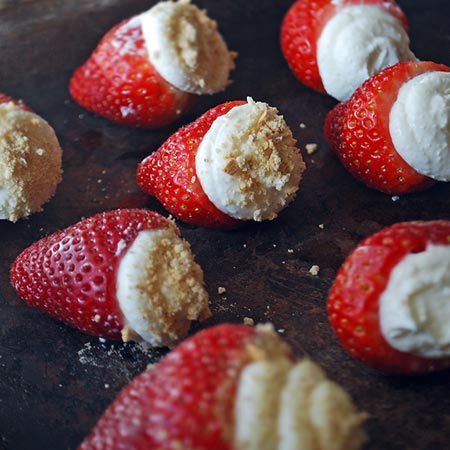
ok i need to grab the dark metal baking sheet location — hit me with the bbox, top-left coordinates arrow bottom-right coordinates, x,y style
0,1 -> 449,449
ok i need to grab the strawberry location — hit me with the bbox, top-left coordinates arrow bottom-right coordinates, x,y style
327,220 -> 450,375
69,15 -> 196,128
137,100 -> 244,229
10,209 -> 210,347
280,0 -> 411,100
79,323 -> 366,450
69,2 -> 235,128
324,61 -> 450,194
137,98 -> 305,229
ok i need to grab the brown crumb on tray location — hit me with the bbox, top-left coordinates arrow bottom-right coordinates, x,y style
305,143 -> 318,155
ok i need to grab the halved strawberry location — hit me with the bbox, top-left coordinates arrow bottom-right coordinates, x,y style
324,60 -> 450,194
137,98 -> 305,229
79,323 -> 367,450
328,220 -> 450,375
10,209 -> 210,347
280,0 -> 411,100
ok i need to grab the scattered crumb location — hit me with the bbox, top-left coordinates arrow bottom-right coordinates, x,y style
309,265 -> 320,276
104,384 -> 110,389
243,317 -> 255,326
243,243 -> 247,248
278,329 -> 285,334
318,223 -> 325,229
287,248 -> 294,254
299,123 -> 306,129
305,143 -> 318,155
392,196 -> 400,202
93,314 -> 101,323
273,244 -> 277,248
218,286 -> 227,294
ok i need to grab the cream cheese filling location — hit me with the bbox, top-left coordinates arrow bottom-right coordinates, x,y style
379,244 -> 450,358
317,4 -> 415,101
389,71 -> 450,181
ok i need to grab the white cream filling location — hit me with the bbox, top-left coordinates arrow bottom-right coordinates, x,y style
379,245 -> 450,358
141,0 -> 234,94
389,71 -> 450,181
195,98 -> 305,222
317,5 -> 415,101
116,227 -> 210,347
235,359 -> 293,450
234,359 -> 366,450
0,102 -> 62,222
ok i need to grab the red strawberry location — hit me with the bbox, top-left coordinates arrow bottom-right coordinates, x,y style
324,61 -> 450,194
79,323 -> 366,450
137,98 -> 305,229
10,209 -> 210,346
280,0 -> 410,99
137,100 -> 244,229
69,15 -> 197,128
327,220 -> 450,375
70,1 -> 235,129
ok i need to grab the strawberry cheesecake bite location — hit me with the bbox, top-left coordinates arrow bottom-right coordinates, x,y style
325,60 -> 450,194
328,220 -> 450,375
137,98 -> 306,228
10,209 -> 210,347
280,0 -> 415,101
79,323 -> 367,450
69,0 -> 235,128
0,94 -> 62,222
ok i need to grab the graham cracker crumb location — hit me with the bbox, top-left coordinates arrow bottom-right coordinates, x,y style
309,265 -> 320,276
243,317 -> 255,326
218,286 -> 227,294
305,143 -> 318,155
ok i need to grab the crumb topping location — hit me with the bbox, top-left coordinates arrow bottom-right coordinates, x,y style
143,0 -> 235,94
0,102 -> 62,222
196,98 -> 306,221
116,227 -> 210,347
234,347 -> 367,450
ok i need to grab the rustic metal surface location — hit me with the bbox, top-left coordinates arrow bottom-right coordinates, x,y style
0,1 -> 449,449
